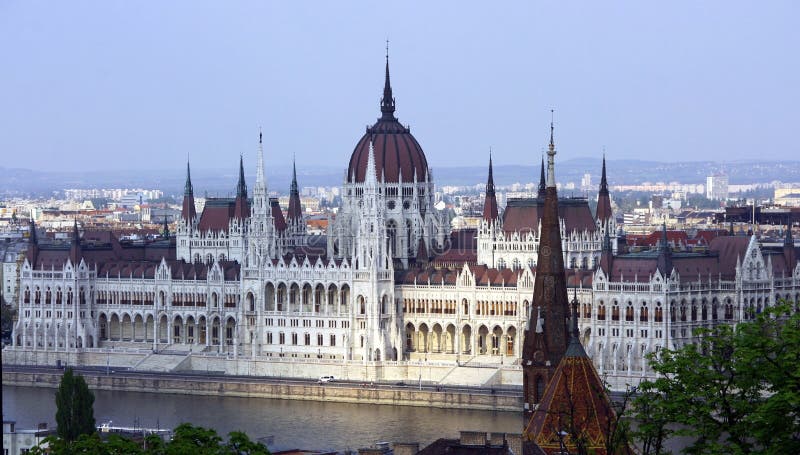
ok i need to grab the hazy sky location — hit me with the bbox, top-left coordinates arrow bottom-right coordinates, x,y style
1,1 -> 798,174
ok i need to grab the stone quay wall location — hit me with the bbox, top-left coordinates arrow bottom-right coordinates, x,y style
2,370 -> 522,412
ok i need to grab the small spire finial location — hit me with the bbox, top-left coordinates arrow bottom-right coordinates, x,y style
259,126 -> 262,144
546,110 -> 556,188
385,39 -> 389,59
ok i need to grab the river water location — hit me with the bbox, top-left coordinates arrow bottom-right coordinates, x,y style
3,385 -> 521,451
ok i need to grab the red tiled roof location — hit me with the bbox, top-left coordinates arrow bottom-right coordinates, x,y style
347,117 -> 428,183
197,199 -> 235,233
503,198 -> 596,234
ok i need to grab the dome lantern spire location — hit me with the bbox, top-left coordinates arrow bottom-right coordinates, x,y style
380,40 -> 396,119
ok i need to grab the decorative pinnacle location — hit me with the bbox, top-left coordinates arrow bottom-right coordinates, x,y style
184,160 -> 193,196
380,43 -> 396,118
546,110 -> 556,188
485,148 -> 495,196
600,152 -> 609,193
290,155 -> 298,195
236,154 -> 247,198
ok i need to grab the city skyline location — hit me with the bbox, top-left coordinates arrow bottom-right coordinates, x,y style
2,1 -> 798,172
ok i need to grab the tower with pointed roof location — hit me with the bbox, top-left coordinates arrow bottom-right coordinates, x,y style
522,121 -> 571,419
596,155 -> 617,253
176,160 -> 198,262
284,158 -> 307,250
538,157 -> 547,200
482,152 -> 500,222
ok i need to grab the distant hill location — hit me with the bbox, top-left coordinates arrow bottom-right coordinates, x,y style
2,159 -> 799,197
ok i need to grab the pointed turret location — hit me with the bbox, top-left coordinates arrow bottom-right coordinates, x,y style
365,142 -> 379,186
596,155 -> 613,223
537,157 -> 546,200
69,219 -> 82,265
181,161 -> 197,223
287,158 -> 303,222
380,45 -> 396,120
522,118 -> 571,419
233,155 -> 250,220
253,128 -> 269,215
482,151 -> 499,222
236,155 -> 248,199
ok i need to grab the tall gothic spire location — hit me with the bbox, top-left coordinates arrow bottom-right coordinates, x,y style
538,156 -> 546,199
236,155 -> 248,199
600,154 -> 609,192
482,150 -> 499,221
233,155 -> 250,220
522,119 -> 570,418
255,128 -> 266,191
252,128 -> 269,217
365,141 -> 379,186
380,41 -> 396,119
181,160 -> 197,223
596,154 -> 613,222
184,161 -> 193,196
287,156 -> 303,221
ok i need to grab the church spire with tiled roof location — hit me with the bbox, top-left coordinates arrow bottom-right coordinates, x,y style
524,288 -> 632,455
522,116 -> 571,420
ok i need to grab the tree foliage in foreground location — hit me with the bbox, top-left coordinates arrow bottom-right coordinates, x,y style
632,302 -> 800,455
55,367 -> 96,443
31,423 -> 270,455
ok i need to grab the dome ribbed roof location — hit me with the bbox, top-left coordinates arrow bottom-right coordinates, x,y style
347,56 -> 428,183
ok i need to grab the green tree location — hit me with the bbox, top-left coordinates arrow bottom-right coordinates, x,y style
225,431 -> 271,455
1,302 -> 16,340
165,423 -> 224,455
633,302 -> 800,454
55,368 -> 96,443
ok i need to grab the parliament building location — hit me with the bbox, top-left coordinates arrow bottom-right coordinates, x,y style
10,56 -> 800,391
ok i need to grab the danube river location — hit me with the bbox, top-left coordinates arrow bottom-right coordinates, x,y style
3,385 -> 521,451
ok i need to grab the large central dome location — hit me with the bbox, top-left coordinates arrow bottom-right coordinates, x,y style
347,58 -> 428,183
